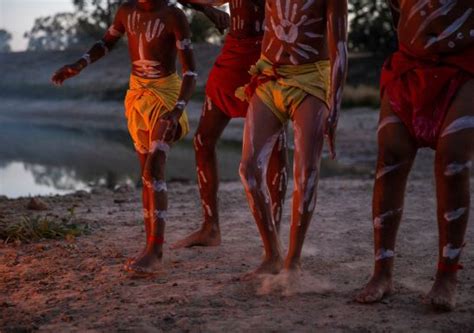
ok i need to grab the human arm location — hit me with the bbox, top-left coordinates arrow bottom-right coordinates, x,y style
161,8 -> 197,132
178,1 -> 230,33
387,0 -> 400,31
51,5 -> 126,85
325,0 -> 348,160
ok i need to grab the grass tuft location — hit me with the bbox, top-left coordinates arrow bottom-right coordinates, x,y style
0,210 -> 89,244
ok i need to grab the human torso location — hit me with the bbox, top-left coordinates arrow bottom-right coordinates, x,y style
120,2 -> 178,78
262,0 -> 328,65
397,0 -> 474,57
228,0 -> 265,38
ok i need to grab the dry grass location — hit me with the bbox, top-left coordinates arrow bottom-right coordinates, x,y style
0,209 -> 89,244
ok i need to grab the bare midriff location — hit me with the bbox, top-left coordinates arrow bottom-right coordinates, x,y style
262,0 -> 328,65
397,0 -> 474,56
228,0 -> 265,39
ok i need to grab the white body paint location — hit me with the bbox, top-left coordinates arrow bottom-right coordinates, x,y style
176,39 -> 193,50
444,207 -> 467,222
126,11 -> 167,78
154,209 -> 167,220
445,161 -> 472,176
425,8 -> 473,49
442,243 -> 462,260
266,0 -> 323,64
375,248 -> 395,261
373,208 -> 403,229
376,163 -> 403,179
441,116 -> 474,137
410,1 -> 457,45
377,115 -> 402,134
152,179 -> 168,192
150,140 -> 170,154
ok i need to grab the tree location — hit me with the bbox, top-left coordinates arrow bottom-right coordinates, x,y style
0,29 -> 12,53
26,0 -> 221,51
26,0 -> 122,51
348,0 -> 398,56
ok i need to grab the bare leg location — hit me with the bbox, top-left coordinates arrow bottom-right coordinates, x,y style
124,153 -> 152,267
356,94 -> 418,303
172,97 -> 230,248
284,96 -> 328,273
126,121 -> 173,274
267,128 -> 289,234
240,96 -> 284,278
425,80 -> 474,311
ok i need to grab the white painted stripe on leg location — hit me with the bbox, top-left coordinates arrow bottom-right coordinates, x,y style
441,116 -> 474,137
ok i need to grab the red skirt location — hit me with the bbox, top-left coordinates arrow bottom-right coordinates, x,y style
380,44 -> 474,148
205,34 -> 262,118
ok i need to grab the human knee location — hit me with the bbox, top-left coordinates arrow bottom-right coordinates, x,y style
436,140 -> 473,176
239,159 -> 261,191
376,144 -> 413,179
295,166 -> 319,192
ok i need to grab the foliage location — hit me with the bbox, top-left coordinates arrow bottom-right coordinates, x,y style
26,0 -> 122,51
0,29 -> 12,53
26,0 -> 221,51
348,0 -> 398,56
0,209 -> 89,244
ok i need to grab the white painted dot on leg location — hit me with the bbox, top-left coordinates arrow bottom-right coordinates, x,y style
444,161 -> 472,176
442,243 -> 462,260
441,116 -> 474,137
143,209 -> 150,219
154,210 -> 167,221
152,179 -> 167,192
150,140 -> 170,154
444,207 -> 467,222
376,163 -> 403,179
375,248 -> 395,261
373,208 -> 402,229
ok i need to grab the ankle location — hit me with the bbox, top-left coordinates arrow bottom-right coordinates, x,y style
202,221 -> 220,234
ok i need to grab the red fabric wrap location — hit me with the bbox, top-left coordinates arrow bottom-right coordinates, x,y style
380,44 -> 474,148
438,262 -> 463,273
148,235 -> 165,245
244,63 -> 282,101
205,34 -> 262,118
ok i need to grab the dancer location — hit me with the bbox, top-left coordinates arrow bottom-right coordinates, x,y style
173,0 -> 289,248
51,0 -> 200,274
238,0 -> 348,277
357,0 -> 474,311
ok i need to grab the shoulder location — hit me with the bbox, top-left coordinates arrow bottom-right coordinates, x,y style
115,2 -> 134,17
165,4 -> 190,30
166,4 -> 189,22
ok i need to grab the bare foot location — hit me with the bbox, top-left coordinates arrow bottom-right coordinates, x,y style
356,275 -> 393,303
124,249 -> 163,276
171,227 -> 221,249
241,256 -> 283,281
424,273 -> 457,311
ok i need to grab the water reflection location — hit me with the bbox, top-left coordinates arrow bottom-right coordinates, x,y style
0,120 -> 369,198
0,121 -> 244,198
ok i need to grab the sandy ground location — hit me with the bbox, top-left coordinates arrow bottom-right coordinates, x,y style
1,106 -> 474,331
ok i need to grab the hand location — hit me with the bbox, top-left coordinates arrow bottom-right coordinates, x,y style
51,62 -> 84,86
202,6 -> 230,34
325,107 -> 339,160
159,107 -> 183,141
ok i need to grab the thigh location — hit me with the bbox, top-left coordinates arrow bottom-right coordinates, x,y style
437,79 -> 474,156
377,92 -> 418,162
195,96 -> 231,146
291,95 -> 328,165
242,95 -> 284,163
